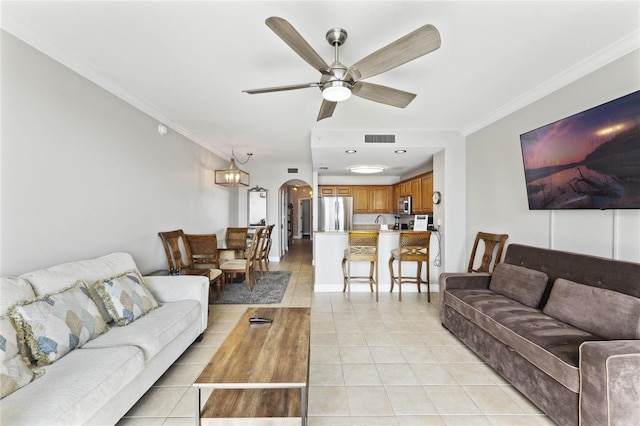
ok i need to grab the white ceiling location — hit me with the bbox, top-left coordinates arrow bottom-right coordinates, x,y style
2,1 -> 639,177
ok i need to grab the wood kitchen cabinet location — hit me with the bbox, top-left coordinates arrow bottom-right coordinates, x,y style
370,186 -> 393,213
393,171 -> 434,214
411,178 -> 423,213
317,184 -> 398,213
352,186 -> 370,213
421,173 -> 433,213
318,185 -> 352,196
400,182 -> 410,196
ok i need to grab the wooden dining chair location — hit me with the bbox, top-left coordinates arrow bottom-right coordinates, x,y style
220,228 -> 263,292
256,224 -> 275,275
158,230 -> 223,300
184,233 -> 224,299
342,231 -> 380,301
467,232 -> 509,273
185,233 -> 220,268
225,227 -> 249,259
389,231 -> 431,302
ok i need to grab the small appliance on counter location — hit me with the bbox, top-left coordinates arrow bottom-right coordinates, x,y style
413,215 -> 429,231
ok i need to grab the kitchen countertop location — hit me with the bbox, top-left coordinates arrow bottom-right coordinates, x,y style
313,230 -> 441,292
314,229 -> 437,234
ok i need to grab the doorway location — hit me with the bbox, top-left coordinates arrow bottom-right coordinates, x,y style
299,198 -> 311,238
278,179 -> 312,256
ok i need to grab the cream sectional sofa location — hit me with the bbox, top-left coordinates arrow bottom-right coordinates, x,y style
0,252 -> 209,425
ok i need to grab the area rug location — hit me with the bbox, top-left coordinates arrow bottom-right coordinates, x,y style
212,271 -> 292,304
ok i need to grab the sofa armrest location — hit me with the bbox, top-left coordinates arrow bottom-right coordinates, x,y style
143,275 -> 209,333
579,340 -> 640,426
439,273 -> 491,324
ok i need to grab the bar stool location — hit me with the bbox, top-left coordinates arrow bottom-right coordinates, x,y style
389,231 -> 431,302
342,231 -> 380,301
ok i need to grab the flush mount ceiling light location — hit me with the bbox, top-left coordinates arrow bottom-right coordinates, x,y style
215,151 -> 252,187
345,149 -> 357,154
349,165 -> 385,174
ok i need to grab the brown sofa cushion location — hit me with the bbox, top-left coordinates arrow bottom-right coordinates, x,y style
544,278 -> 640,340
489,263 -> 548,308
445,288 -> 602,393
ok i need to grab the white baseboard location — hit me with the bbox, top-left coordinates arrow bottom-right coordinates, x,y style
313,283 -> 440,293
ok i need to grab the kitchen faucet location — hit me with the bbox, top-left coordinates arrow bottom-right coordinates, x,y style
375,215 -> 386,225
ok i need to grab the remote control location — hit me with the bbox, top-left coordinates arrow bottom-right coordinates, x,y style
249,317 -> 272,323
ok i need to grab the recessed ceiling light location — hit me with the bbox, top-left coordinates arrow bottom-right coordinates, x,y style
395,149 -> 407,154
345,149 -> 357,154
349,165 -> 385,174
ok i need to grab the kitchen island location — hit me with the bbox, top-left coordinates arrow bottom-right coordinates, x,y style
313,230 -> 442,293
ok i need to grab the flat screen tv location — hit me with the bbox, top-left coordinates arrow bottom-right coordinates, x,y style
520,90 -> 640,210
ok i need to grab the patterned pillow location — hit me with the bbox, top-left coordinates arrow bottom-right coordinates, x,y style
1,316 -> 40,398
94,270 -> 159,326
8,281 -> 108,367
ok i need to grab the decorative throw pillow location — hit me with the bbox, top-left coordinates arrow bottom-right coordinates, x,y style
543,278 -> 640,340
1,316 -> 40,398
94,270 -> 159,326
8,281 -> 108,367
489,263 -> 549,308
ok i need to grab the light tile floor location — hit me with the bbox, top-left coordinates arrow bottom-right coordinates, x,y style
118,239 -> 555,425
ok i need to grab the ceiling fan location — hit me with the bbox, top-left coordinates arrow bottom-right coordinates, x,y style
243,17 -> 441,121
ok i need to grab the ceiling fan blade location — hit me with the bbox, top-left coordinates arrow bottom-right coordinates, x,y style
317,100 -> 337,121
266,17 -> 330,74
348,24 -> 441,81
243,83 -> 320,94
352,82 -> 416,108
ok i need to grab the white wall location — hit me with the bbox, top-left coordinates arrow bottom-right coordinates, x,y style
1,31 -> 238,275
466,50 -> 640,262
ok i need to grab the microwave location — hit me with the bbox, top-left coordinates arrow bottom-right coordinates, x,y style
397,195 -> 412,214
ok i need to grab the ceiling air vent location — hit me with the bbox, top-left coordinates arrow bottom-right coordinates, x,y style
287,168 -> 299,173
364,134 -> 395,143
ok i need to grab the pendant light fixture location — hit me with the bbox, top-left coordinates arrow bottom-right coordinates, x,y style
215,151 -> 252,187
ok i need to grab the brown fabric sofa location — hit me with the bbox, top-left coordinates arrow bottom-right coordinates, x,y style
440,244 -> 640,426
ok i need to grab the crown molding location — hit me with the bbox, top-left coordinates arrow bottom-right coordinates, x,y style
462,30 -> 640,136
1,15 -> 231,161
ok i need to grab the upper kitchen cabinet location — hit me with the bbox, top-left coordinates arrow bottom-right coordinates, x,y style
352,186 -> 371,213
393,171 -> 434,214
421,173 -> 434,213
318,185 -> 352,196
370,186 -> 393,213
352,186 -> 394,213
411,178 -> 422,213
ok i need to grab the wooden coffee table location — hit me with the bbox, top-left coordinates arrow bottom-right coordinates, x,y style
194,307 -> 311,425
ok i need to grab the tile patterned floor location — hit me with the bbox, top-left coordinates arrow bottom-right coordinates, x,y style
118,239 -> 555,425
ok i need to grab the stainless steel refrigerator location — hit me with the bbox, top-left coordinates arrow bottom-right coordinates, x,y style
318,196 -> 353,231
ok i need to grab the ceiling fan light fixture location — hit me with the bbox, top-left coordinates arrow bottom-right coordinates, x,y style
349,165 -> 385,174
322,81 -> 352,102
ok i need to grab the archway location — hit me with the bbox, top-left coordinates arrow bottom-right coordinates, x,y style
278,179 -> 312,256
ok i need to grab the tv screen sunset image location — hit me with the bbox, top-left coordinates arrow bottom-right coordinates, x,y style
520,91 -> 640,209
